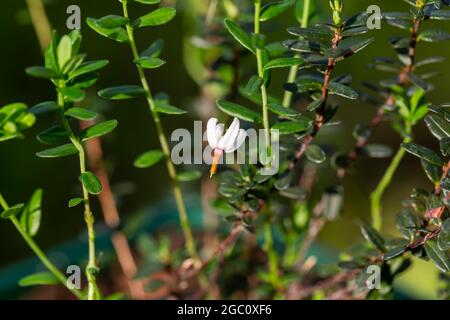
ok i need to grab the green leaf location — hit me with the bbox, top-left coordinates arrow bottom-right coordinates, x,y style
305,144 -> 326,164
326,38 -> 374,61
134,57 -> 166,69
87,17 -> 129,43
68,197 -> 83,208
95,15 -> 129,28
69,30 -> 82,56
70,60 -> 109,78
37,126 -> 68,145
260,0 -> 295,22
177,170 -> 202,182
65,107 -> 97,121
361,223 -> 386,252
251,33 -> 267,50
45,31 -> 59,73
328,82 -> 359,100
287,78 -> 322,93
79,120 -> 118,141
408,73 -> 428,91
287,26 -> 333,40
267,103 -> 301,117
263,57 -> 303,71
141,39 -> 165,58
364,144 -> 393,158
67,72 -> 98,89
216,100 -> 262,123
425,114 -> 450,140
283,39 -> 323,53
421,159 -> 442,184
244,76 -> 263,95
36,143 -> 78,158
440,138 -> 450,157
1,203 -> 25,219
305,98 -> 325,112
134,0 -> 161,4
154,103 -> 186,115
20,189 -> 43,237
57,87 -> 85,102
57,35 -> 72,69
224,19 -> 255,54
153,95 -> 186,115
438,219 -> 450,251
98,85 -> 146,100
383,247 -> 406,260
416,56 -> 445,68
429,10 -> 450,20
29,101 -> 58,115
134,150 -> 164,168
424,240 -> 450,272
18,272 -> 59,287
271,119 -> 312,135
395,209 -> 419,241
25,66 -> 58,79
402,142 -> 444,166
279,187 -> 307,200
341,26 -> 368,37
61,54 -> 86,76
382,12 -> 412,20
132,7 -> 176,28
79,171 -> 103,195
418,29 -> 450,42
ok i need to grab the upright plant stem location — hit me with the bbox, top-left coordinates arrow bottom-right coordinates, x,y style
0,193 -> 83,299
253,1 -> 281,290
254,1 -> 271,154
370,124 -> 412,231
25,0 -> 52,51
282,0 -> 311,108
368,14 -> 422,231
263,209 -> 282,290
25,0 -> 143,297
121,2 -> 199,264
57,82 -> 98,300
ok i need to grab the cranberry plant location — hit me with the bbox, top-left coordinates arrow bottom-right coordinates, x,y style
1,0 -> 450,300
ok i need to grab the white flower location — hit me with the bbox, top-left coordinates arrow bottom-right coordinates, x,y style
207,117 -> 246,177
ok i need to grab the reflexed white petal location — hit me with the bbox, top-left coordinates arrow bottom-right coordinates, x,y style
218,118 -> 240,150
215,123 -> 224,142
207,117 -> 219,149
224,128 -> 247,153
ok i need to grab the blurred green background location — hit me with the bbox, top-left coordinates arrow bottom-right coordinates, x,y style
0,0 -> 449,299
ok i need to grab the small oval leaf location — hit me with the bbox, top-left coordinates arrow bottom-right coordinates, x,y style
79,172 -> 103,195
98,85 -> 146,100
134,150 -> 164,168
1,203 -> 25,219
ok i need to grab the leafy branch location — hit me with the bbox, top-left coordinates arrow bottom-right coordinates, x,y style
26,30 -> 117,299
89,1 -> 200,265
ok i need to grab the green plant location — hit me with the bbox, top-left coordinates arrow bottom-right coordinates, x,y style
2,0 -> 450,301
87,0 -> 202,267
0,102 -> 82,299
26,30 -> 115,299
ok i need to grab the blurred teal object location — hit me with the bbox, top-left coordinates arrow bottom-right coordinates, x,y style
0,193 -> 204,298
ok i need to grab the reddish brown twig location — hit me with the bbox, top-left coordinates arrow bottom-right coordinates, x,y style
181,223 -> 245,279
288,224 -> 441,300
81,120 -> 146,299
434,160 -> 450,196
425,160 -> 450,219
338,17 -> 423,179
287,269 -> 361,300
295,199 -> 326,271
288,30 -> 342,171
